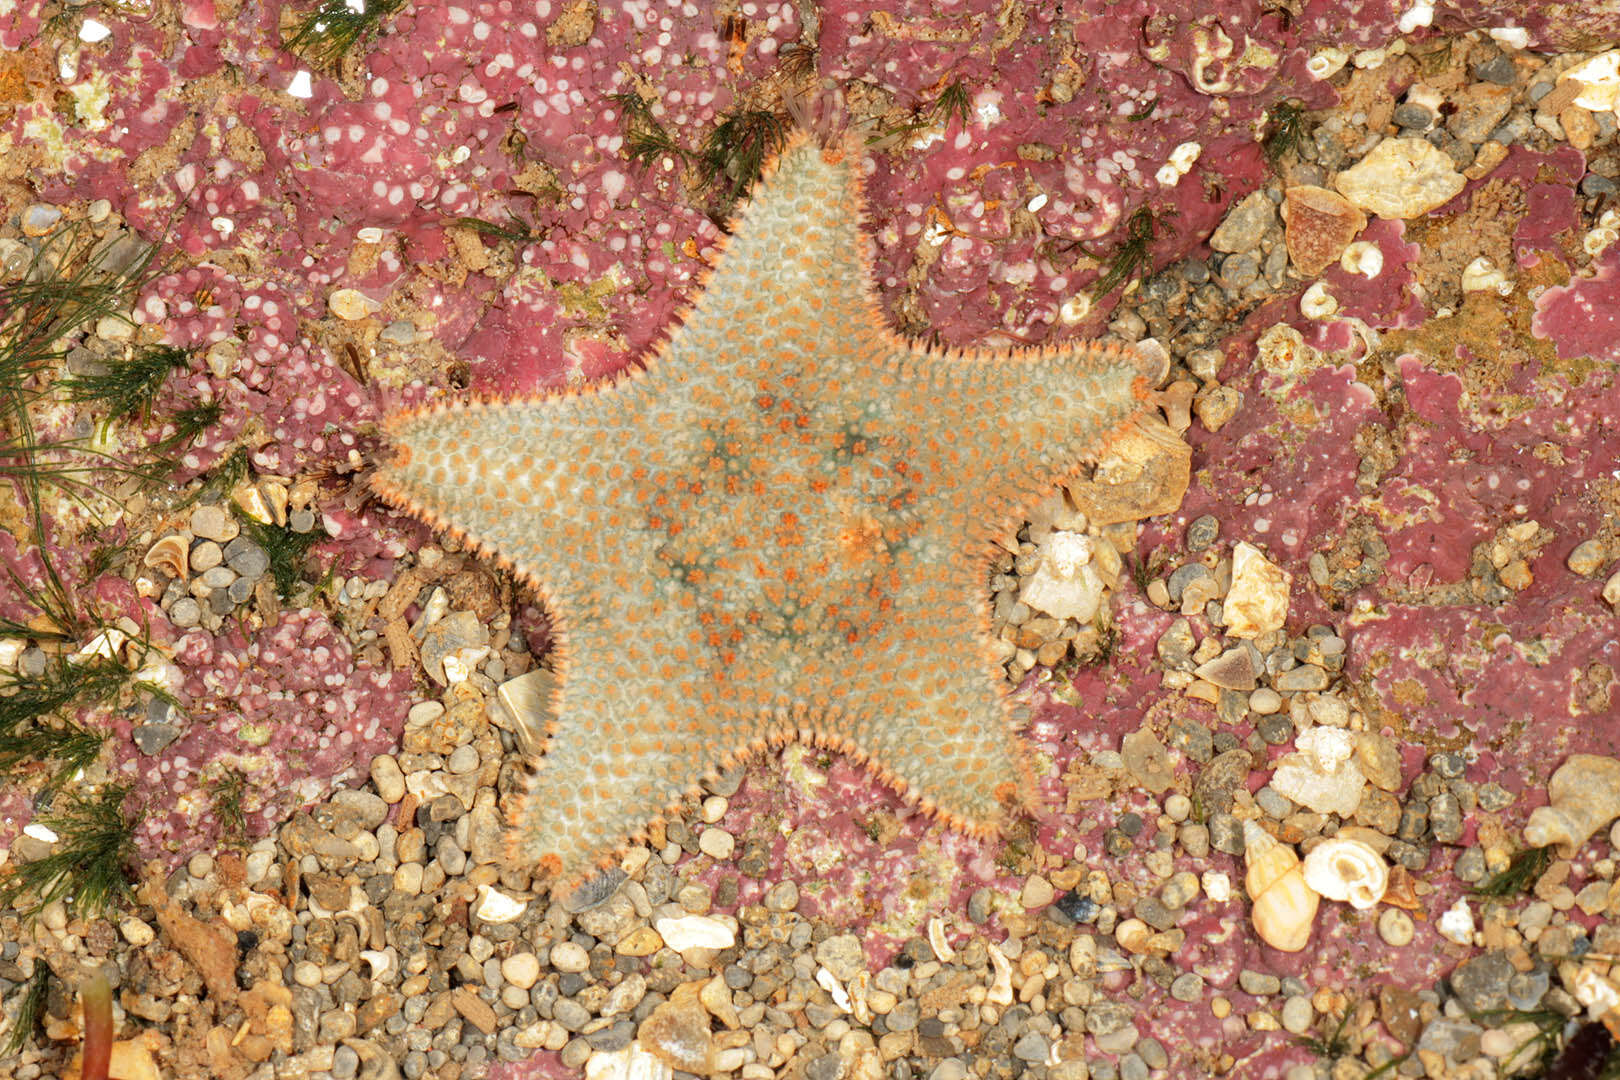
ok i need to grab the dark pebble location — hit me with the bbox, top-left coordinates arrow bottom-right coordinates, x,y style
1186,515 -> 1219,551
1392,102 -> 1434,129
1256,713 -> 1293,745
585,1019 -> 635,1051
1117,811 -> 1144,837
1582,174 -> 1619,197
1055,891 -> 1099,924
1473,54 -> 1518,85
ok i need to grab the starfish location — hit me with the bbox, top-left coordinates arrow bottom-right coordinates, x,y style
373,133 -> 1175,891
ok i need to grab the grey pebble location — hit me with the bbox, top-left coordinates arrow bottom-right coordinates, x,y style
1012,1031 -> 1050,1063
168,596 -> 202,627
224,536 -> 270,581
1186,515 -> 1219,551
331,1045 -> 359,1080
435,835 -> 467,875
1473,54 -> 1518,85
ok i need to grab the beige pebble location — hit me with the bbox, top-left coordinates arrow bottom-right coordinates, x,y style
699,827 -> 735,860
119,917 -> 155,947
701,795 -> 728,823
329,287 -> 378,321
549,940 -> 590,972
501,952 -> 541,990
370,754 -> 407,803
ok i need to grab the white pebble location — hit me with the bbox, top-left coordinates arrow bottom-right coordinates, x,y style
502,952 -> 541,989
654,914 -> 735,951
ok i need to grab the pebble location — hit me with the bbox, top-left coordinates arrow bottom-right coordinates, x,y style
550,941 -> 591,973
1334,137 -> 1466,219
814,933 -> 865,981
1568,538 -> 1608,576
698,827 -> 735,860
1209,191 -> 1276,253
190,504 -> 237,542
1280,995 -> 1313,1034
501,953 -> 541,990
370,754 -> 407,803
1021,874 -> 1055,909
653,914 -> 734,951
763,880 -> 800,911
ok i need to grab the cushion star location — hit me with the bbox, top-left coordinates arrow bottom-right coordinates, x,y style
373,133 -> 1172,892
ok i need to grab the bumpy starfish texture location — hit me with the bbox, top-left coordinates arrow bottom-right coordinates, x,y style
373,133 -> 1171,891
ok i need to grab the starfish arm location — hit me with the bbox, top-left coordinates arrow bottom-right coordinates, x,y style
876,339 -> 1170,534
506,610 -> 756,887
827,621 -> 1034,832
373,392 -> 662,587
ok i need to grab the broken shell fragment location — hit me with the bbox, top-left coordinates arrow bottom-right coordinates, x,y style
1222,541 -> 1291,639
1524,754 -> 1620,855
143,533 -> 191,581
1243,819 -> 1319,952
471,884 -> 528,924
1019,531 -> 1106,623
1301,836 -> 1388,910
1282,185 -> 1367,276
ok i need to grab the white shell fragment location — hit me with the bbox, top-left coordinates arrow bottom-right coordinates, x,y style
1270,727 -> 1367,817
1302,837 -> 1389,910
329,287 -> 379,321
1243,820 -> 1319,953
1461,257 -> 1511,296
1222,541 -> 1291,639
1436,897 -> 1476,945
1340,240 -> 1384,279
1524,754 -> 1620,854
1299,282 -> 1339,320
1562,51 -> 1620,113
1333,138 -> 1465,220
471,884 -> 528,924
654,915 -> 735,952
1019,531 -> 1106,623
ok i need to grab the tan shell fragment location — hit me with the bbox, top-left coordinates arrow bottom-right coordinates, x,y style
1302,836 -> 1388,910
1333,137 -> 1465,220
1524,754 -> 1620,855
1243,819 -> 1319,952
1282,185 -> 1368,276
143,533 -> 191,581
1066,414 -> 1191,526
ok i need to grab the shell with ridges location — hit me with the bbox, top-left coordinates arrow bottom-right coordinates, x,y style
1243,819 -> 1319,952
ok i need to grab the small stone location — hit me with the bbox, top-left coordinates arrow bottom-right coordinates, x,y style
1473,54 -> 1519,86
1249,687 -> 1282,714
119,917 -> 156,946
1195,646 -> 1260,691
190,504 -> 237,542
1169,972 -> 1204,1001
223,536 -> 270,581
21,203 -> 63,236
814,933 -> 865,981
1209,191 -> 1276,254
638,982 -> 714,1074
1021,874 -> 1055,909
446,744 -> 479,774
1223,542 -> 1290,639
1012,1031 -> 1051,1063
329,288 -> 377,321
501,953 -> 541,990
1568,539 -> 1608,577
698,827 -> 735,860
1282,185 -> 1367,276
132,722 -> 181,755
1447,83 -> 1515,145
763,880 -> 799,911
1280,995 -> 1313,1035
1450,950 -> 1514,1014
550,941 -> 591,973
1334,138 -> 1466,220
370,755 -> 407,803
654,915 -> 734,951
1274,663 -> 1329,692
1392,102 -> 1434,130
1121,728 -> 1174,793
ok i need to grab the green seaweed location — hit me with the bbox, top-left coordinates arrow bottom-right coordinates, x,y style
60,343 -> 191,431
1090,204 -> 1176,298
283,0 -> 410,73
0,656 -> 128,795
1472,844 -> 1553,898
0,961 -> 50,1057
233,504 -> 319,598
0,783 -> 137,920
1263,99 -> 1309,165
609,92 -> 692,170
698,108 -> 789,214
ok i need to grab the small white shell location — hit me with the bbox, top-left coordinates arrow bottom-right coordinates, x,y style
472,884 -> 528,924
1299,282 -> 1339,320
329,288 -> 378,321
985,942 -> 1014,1006
1461,256 -> 1512,296
927,915 -> 956,962
1302,836 -> 1389,910
1340,240 -> 1384,279
1305,48 -> 1349,80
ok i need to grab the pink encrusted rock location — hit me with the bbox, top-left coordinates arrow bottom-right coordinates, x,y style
115,609 -> 410,862
1282,185 -> 1367,276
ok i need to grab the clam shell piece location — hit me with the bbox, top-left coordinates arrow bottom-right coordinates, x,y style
1524,754 -> 1620,855
471,884 -> 528,924
1243,820 -> 1320,952
1301,837 -> 1388,910
144,532 -> 191,581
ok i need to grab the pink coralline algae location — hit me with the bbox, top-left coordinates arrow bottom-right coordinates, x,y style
1534,245 -> 1620,362
114,609 -> 409,859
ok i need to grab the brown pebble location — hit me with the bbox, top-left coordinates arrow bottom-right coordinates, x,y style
1283,185 -> 1367,276
452,986 -> 499,1034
